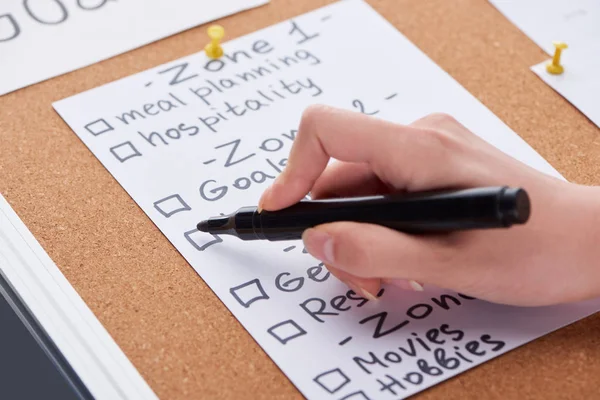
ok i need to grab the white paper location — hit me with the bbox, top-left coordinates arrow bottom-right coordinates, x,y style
0,193 -> 158,400
489,0 -> 600,55
531,52 -> 600,128
0,0 -> 267,96
53,1 -> 600,398
490,0 -> 600,128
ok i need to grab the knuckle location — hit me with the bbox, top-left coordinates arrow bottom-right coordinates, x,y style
301,104 -> 331,127
427,112 -> 458,125
419,126 -> 467,155
411,112 -> 456,128
414,113 -> 472,139
299,104 -> 335,142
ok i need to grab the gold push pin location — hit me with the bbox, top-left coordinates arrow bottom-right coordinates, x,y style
205,25 -> 225,59
546,41 -> 568,75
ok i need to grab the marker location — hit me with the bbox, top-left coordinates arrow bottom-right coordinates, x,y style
196,186 -> 530,241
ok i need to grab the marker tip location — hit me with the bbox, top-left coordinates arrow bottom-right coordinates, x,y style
197,220 -> 209,232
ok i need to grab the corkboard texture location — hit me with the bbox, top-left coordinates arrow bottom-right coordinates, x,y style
1,0 -> 600,399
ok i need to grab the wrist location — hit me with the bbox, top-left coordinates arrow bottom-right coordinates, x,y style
566,183 -> 600,300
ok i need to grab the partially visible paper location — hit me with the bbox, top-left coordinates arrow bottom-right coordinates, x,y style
53,1 -> 600,399
0,193 -> 158,400
0,0 -> 267,96
532,52 -> 600,128
490,0 -> 600,128
489,0 -> 600,55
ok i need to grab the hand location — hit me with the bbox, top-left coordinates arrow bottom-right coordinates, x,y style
258,105 -> 600,306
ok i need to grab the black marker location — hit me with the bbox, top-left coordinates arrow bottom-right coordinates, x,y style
196,186 -> 530,241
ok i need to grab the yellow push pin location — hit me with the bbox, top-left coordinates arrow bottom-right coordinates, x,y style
546,41 -> 568,75
205,25 -> 225,59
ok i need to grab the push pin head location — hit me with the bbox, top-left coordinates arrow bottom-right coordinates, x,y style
205,25 -> 225,59
546,41 -> 568,75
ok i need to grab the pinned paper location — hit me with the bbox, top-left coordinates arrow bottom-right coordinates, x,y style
531,51 -> 600,128
0,0 -> 267,96
490,0 -> 600,128
489,0 -> 599,55
54,1 -> 600,398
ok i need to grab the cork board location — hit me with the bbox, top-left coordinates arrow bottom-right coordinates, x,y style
1,0 -> 600,399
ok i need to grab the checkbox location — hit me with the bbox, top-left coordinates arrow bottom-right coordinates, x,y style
85,118 -> 114,136
313,368 -> 350,394
184,228 -> 222,251
153,194 -> 191,218
339,391 -> 371,400
0,14 -> 19,42
267,319 -> 306,344
109,141 -> 141,163
230,279 -> 269,308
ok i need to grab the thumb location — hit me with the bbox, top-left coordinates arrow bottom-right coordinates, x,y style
302,222 -> 451,289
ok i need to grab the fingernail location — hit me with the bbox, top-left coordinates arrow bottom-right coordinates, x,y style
388,279 -> 424,292
360,288 -> 379,301
302,228 -> 334,264
257,185 -> 272,213
408,280 -> 425,291
343,280 -> 378,302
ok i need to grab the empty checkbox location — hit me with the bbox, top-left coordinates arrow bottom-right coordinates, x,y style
184,228 -> 222,251
267,319 -> 306,344
313,368 -> 350,394
0,14 -> 19,42
85,118 -> 114,136
110,141 -> 141,163
153,194 -> 191,218
340,391 -> 371,400
230,279 -> 270,308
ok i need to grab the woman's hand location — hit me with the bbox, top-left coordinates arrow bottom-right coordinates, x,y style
258,105 -> 600,306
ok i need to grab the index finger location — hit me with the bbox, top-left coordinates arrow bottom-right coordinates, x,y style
259,105 -> 453,211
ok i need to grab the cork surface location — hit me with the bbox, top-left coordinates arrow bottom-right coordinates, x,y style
1,0 -> 600,399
